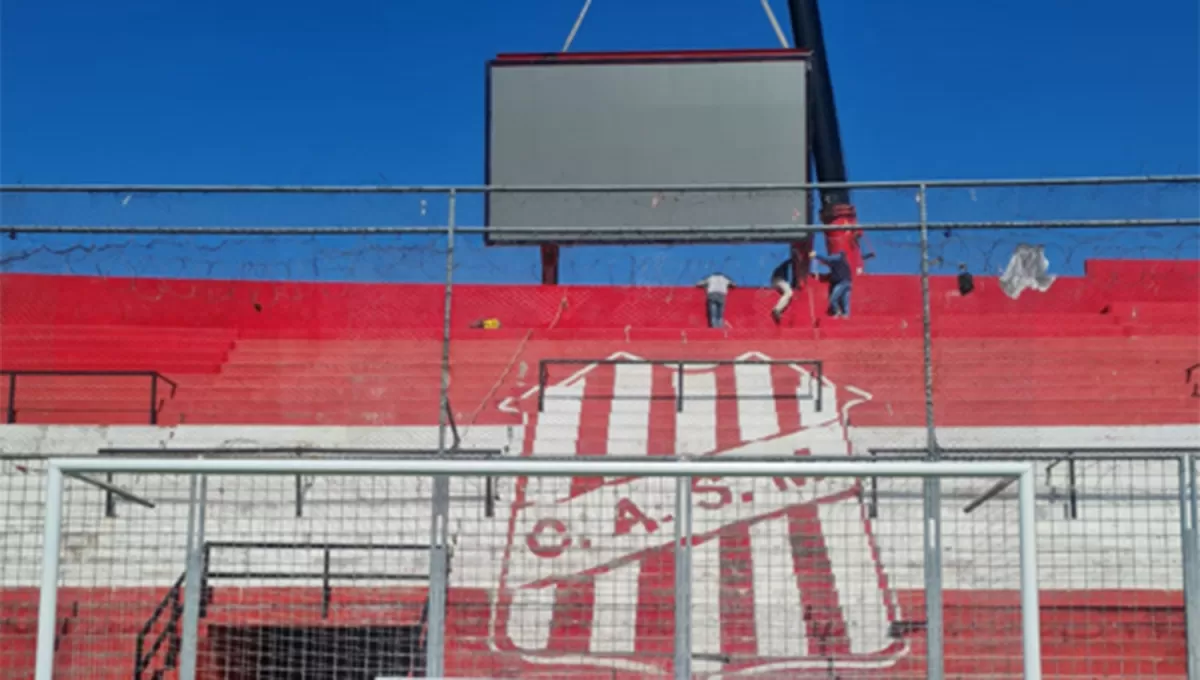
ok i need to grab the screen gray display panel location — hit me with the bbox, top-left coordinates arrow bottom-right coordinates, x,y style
486,55 -> 811,244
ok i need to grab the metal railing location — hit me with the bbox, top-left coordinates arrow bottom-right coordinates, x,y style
538,357 -> 824,413
199,541 -> 436,620
2,370 -> 177,425
865,447 -> 1200,520
131,541 -> 437,680
133,573 -> 185,680
95,446 -> 504,519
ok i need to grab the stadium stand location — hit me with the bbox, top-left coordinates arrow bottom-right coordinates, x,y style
1,261 -> 1197,428
0,259 -> 1197,678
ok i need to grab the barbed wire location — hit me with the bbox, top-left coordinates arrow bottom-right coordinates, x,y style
0,180 -> 1195,292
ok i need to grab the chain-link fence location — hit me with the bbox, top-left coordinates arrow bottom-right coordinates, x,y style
25,457 -> 1046,680
1,176 -> 1198,679
870,450 -> 1198,679
5,451 -> 1196,678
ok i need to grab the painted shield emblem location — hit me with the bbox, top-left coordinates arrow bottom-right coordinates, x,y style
491,352 -> 907,678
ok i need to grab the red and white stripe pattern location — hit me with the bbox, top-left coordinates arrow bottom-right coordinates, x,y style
493,355 -> 904,677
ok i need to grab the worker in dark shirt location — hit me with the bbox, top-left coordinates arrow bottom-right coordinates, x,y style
957,264 -> 975,296
810,250 -> 853,318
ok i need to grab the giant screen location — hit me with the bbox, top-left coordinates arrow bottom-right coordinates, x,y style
485,51 -> 812,245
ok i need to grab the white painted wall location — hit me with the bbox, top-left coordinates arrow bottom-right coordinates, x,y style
2,421 -> 1194,594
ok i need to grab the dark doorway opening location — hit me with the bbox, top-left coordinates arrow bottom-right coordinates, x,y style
207,625 -> 425,679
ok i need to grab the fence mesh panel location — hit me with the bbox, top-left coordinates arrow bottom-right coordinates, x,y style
42,470 -> 433,679
0,457 -> 51,677
922,180 -> 1199,433
874,453 -> 1189,679
30,465 -> 1047,680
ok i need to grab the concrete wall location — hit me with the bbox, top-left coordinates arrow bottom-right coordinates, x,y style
3,421 -> 1195,593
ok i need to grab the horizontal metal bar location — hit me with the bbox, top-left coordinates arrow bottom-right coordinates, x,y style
207,541 -> 430,550
469,218 -> 1200,235
874,448 -> 1199,459
62,471 -> 155,508
2,225 -> 450,236
544,358 -> 820,366
257,453 -> 921,464
51,457 -> 1034,478
1,174 -> 1196,194
0,185 -> 462,194
0,369 -> 163,377
96,446 -> 503,457
875,447 -> 1200,453
6,452 -> 898,463
541,392 -> 813,401
6,217 -> 1198,237
204,571 -> 428,581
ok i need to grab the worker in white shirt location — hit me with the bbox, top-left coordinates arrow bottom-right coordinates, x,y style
696,273 -> 735,328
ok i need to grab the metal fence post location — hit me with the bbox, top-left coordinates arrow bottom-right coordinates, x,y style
918,183 -> 945,680
674,473 -> 693,680
426,190 -> 456,678
7,374 -> 18,423
1182,454 -> 1200,677
34,465 -> 64,680
439,188 -> 456,454
1018,467 -> 1044,679
179,467 -> 208,680
917,185 -> 937,453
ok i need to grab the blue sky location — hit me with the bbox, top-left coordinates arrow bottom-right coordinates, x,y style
1,0 -> 1197,285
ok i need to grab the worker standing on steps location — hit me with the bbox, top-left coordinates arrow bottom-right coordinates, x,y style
811,250 -> 853,318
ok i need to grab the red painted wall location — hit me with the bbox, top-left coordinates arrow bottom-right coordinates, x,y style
2,259 -> 1194,337
0,587 -> 1186,679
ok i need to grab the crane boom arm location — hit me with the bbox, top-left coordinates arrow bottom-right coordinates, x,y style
786,0 -> 865,274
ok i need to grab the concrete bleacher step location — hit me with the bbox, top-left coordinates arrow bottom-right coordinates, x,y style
0,359 -> 223,373
1,345 -> 231,360
165,369 -> 1187,397
211,357 -> 1187,380
2,312 -> 1196,428
229,342 -> 440,353
54,633 -> 141,679
216,363 -> 448,376
493,334 -> 1199,355
0,634 -> 37,678
1110,301 -> 1200,319
5,411 -> 184,426
235,334 -> 1171,357
1126,322 -> 1200,337
1,323 -> 235,336
216,352 -> 1185,368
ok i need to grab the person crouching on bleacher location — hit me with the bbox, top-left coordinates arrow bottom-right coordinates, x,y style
811,250 -> 853,318
697,272 -> 735,328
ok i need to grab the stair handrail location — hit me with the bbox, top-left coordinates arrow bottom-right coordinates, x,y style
133,572 -> 186,680
1,369 -> 177,425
